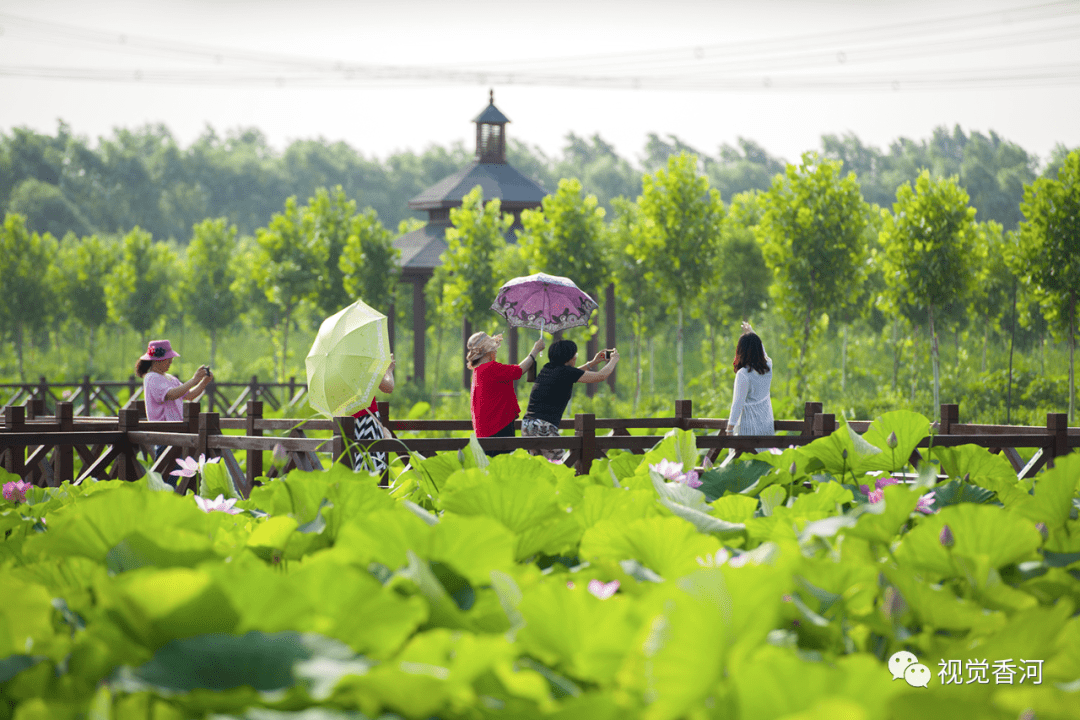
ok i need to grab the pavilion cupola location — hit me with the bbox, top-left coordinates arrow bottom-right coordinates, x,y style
474,89 -> 510,164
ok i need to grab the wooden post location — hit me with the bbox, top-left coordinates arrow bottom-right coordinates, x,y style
3,405 -> 26,476
803,402 -> 823,436
586,334 -> 599,397
53,402 -> 74,485
117,408 -> 141,481
37,376 -> 49,415
675,399 -> 692,431
574,412 -> 596,475
198,412 -> 220,460
183,402 -> 201,454
605,283 -> 617,392
82,375 -> 92,416
940,404 -> 959,436
135,400 -> 146,420
1047,413 -> 1069,468
508,326 -> 519,366
332,415 -> 357,469
28,397 -> 45,419
412,277 -> 427,387
207,378 -> 216,413
128,375 -> 137,409
377,400 -> 391,486
246,401 -> 263,489
813,413 -> 836,437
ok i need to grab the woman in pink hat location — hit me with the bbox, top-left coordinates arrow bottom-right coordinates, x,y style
135,340 -> 213,423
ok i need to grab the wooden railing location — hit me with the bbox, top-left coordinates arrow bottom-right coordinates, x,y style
0,376 -> 308,418
2,400 -> 1077,498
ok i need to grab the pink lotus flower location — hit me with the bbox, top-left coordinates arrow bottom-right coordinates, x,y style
170,454 -> 220,479
2,480 -> 32,504
649,459 -> 702,488
194,493 -> 242,515
587,579 -> 619,600
859,477 -> 900,504
916,492 -> 936,514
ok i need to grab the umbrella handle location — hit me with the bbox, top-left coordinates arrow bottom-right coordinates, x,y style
540,317 -> 544,340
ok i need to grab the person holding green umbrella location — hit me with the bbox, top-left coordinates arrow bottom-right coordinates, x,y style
351,355 -> 395,474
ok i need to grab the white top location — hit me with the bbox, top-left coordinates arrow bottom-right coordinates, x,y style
728,354 -> 774,436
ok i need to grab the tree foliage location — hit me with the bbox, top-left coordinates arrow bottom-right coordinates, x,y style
182,218 -> 240,368
104,227 -> 178,341
1012,150 -> 1080,421
340,209 -> 400,317
758,153 -> 869,392
0,214 -> 56,380
879,171 -> 981,414
439,186 -> 511,331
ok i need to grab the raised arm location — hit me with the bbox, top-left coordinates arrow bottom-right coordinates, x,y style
578,350 -> 619,383
742,321 -> 770,364
378,356 -> 396,394
164,366 -> 210,402
518,338 -> 545,372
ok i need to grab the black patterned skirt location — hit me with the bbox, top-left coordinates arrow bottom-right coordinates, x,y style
353,412 -> 388,474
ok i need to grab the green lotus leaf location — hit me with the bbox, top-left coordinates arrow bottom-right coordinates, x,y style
439,462 -> 563,533
1009,453 -> 1080,530
711,494 -> 759,525
697,459 -> 773,501
579,516 -> 720,579
931,479 -> 997,508
931,443 -> 1018,487
105,529 -> 218,573
882,566 -> 1007,633
335,508 -> 432,571
894,503 -> 1043,579
430,514 -> 517,586
844,485 -> 922,545
861,410 -> 932,471
571,485 -> 656,530
639,428 -> 699,475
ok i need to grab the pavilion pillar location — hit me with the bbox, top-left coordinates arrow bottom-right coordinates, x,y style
605,283 -> 617,392
412,278 -> 426,386
586,334 -> 599,397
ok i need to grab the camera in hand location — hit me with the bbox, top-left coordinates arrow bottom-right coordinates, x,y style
603,350 -> 612,360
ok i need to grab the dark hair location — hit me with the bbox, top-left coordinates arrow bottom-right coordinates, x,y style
547,339 -> 578,366
733,333 -> 769,375
135,359 -> 153,377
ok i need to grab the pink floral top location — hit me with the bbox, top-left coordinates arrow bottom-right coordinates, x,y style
144,372 -> 183,422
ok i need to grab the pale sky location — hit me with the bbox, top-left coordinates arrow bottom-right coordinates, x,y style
1,0 -> 1078,166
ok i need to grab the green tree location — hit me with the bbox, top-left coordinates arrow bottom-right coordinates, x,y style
879,171 -> 981,416
757,153 -> 870,395
307,186 -> 357,316
55,233 -> 117,375
609,197 -> 666,411
638,152 -> 725,399
340,209 -> 400,316
696,190 -> 770,389
105,227 -> 178,343
0,214 -> 57,381
182,218 -> 239,369
1011,150 -> 1080,421
438,186 -> 511,331
251,197 -> 328,380
517,178 -> 610,350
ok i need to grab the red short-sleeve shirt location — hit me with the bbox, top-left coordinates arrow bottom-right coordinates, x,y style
470,361 -> 523,437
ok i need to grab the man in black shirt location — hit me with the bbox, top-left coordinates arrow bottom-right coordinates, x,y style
522,339 -> 619,461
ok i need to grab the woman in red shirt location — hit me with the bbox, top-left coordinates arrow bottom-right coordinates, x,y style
467,331 -> 544,452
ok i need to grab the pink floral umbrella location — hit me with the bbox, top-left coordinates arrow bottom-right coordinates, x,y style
491,273 -> 599,336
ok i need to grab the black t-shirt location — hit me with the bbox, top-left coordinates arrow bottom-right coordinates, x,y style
524,363 -> 586,425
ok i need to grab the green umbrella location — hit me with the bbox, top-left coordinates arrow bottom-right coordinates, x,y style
305,300 -> 391,418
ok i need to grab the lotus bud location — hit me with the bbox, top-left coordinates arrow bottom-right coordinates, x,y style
882,586 -> 908,621
886,431 -> 898,449
1035,522 -> 1048,542
272,443 -> 288,468
962,472 -> 970,484
939,524 -> 955,549
789,461 -> 798,476
842,449 -> 848,460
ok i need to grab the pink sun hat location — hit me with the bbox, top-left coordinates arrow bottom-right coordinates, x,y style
140,339 -> 180,361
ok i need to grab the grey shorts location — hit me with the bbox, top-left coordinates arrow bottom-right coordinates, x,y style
521,416 -> 564,462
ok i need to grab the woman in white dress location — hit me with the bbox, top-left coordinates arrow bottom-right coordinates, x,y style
728,322 -> 774,439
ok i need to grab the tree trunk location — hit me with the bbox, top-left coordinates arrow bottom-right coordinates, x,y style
1007,280 -> 1017,424
929,305 -> 941,420
954,328 -> 960,370
708,322 -> 717,391
891,319 -> 900,392
210,328 -> 218,370
676,305 -> 684,401
981,323 -> 988,374
634,317 -> 642,413
910,325 -> 919,403
87,325 -> 95,376
16,322 -> 25,383
648,337 -> 655,397
1070,290 -> 1076,423
281,311 -> 291,384
841,323 -> 848,393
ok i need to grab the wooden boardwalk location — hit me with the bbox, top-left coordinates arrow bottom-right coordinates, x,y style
2,398 -> 1076,498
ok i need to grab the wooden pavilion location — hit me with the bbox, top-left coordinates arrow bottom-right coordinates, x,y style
393,91 -> 616,391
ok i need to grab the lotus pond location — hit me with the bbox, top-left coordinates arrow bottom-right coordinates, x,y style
1,410 -> 1079,720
